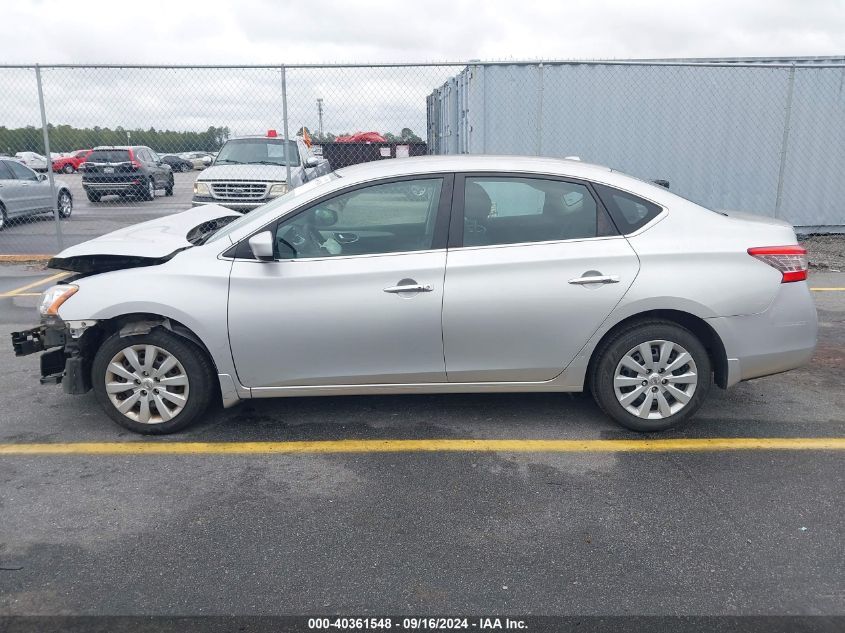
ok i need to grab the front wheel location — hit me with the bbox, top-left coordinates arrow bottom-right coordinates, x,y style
590,321 -> 711,432
164,176 -> 174,196
62,164 -> 75,174
91,329 -> 216,434
85,189 -> 101,203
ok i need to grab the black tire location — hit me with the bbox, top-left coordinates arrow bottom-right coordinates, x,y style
0,205 -> 7,231
91,328 -> 216,434
590,320 -> 711,432
141,177 -> 155,201
57,189 -> 73,218
62,164 -> 75,174
164,176 -> 174,196
180,163 -> 190,173
85,189 -> 101,203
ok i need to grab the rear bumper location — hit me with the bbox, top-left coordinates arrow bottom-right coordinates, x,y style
706,282 -> 818,387
84,182 -> 138,191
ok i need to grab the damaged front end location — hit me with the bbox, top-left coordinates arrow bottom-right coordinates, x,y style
11,319 -> 100,395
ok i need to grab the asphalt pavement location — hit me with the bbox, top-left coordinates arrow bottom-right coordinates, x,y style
0,171 -> 196,255
0,266 -> 843,616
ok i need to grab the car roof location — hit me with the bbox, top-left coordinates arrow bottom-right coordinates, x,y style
335,155 -> 611,181
91,145 -> 144,150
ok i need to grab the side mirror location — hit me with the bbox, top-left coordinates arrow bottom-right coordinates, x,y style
305,157 -> 320,168
37,173 -> 47,182
248,231 -> 275,261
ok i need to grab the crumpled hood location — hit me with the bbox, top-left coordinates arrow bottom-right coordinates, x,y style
49,204 -> 239,273
197,164 -> 290,182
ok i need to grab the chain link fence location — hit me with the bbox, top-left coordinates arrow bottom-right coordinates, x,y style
0,61 -> 842,268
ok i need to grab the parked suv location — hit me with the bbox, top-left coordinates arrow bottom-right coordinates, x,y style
192,132 -> 330,212
82,146 -> 174,202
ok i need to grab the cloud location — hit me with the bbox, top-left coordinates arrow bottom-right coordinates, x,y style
0,0 -> 842,145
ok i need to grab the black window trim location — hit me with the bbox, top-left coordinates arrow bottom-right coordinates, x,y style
592,181 -> 666,236
448,171 -> 620,249
223,172 -> 455,261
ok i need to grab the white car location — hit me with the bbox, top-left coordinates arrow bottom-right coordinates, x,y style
14,152 -> 48,172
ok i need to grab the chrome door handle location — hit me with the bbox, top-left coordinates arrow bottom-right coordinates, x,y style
568,275 -> 620,285
383,284 -> 433,293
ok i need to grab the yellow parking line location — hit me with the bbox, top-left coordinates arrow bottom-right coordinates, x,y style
0,254 -> 53,263
0,271 -> 68,297
0,437 -> 843,455
811,287 -> 845,292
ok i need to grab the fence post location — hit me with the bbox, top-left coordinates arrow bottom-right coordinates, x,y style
280,65 -> 292,189
35,64 -> 63,252
536,63 -> 544,156
774,63 -> 796,220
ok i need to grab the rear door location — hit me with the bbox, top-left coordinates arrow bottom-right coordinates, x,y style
442,173 -> 640,383
5,160 -> 49,212
0,160 -> 29,216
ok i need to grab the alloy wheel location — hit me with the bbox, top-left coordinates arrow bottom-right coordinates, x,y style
58,192 -> 72,217
105,344 -> 190,424
613,339 -> 698,420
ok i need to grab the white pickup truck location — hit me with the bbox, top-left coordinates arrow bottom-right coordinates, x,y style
191,132 -> 331,212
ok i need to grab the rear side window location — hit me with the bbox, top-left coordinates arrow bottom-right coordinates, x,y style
460,176 -> 616,248
87,150 -> 131,163
0,160 -> 14,179
593,183 -> 663,234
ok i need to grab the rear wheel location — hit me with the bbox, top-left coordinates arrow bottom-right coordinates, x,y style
57,190 -> 73,218
140,177 -> 155,201
85,189 -> 101,203
0,206 -> 7,231
92,329 -> 215,434
590,320 -> 711,432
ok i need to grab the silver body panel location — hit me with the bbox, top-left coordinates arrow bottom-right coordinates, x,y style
52,155 -> 817,407
0,158 -> 69,219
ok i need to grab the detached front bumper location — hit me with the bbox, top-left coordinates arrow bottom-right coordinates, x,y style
11,320 -> 96,394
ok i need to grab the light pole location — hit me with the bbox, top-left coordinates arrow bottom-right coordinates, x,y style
316,98 -> 324,137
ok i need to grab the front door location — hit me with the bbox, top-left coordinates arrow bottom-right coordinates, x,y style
443,174 -> 640,383
228,175 -> 453,389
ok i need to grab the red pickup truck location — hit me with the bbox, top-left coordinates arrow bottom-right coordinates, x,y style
52,149 -> 92,174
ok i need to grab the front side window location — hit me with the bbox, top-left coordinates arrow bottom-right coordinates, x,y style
7,160 -> 38,181
273,178 -> 443,259
460,176 -> 614,247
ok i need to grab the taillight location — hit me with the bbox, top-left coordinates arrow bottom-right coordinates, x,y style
128,149 -> 142,169
747,245 -> 808,283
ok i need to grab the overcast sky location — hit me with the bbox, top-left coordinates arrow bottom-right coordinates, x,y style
4,0 -> 844,64
1,0 -> 843,141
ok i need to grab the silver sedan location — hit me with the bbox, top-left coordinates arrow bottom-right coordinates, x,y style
13,155 -> 817,434
0,158 -> 73,229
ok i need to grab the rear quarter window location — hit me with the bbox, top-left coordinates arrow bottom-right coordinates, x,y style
593,183 -> 663,234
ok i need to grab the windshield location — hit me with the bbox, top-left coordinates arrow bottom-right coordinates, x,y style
214,138 -> 300,167
87,150 -> 131,163
204,172 -> 341,244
